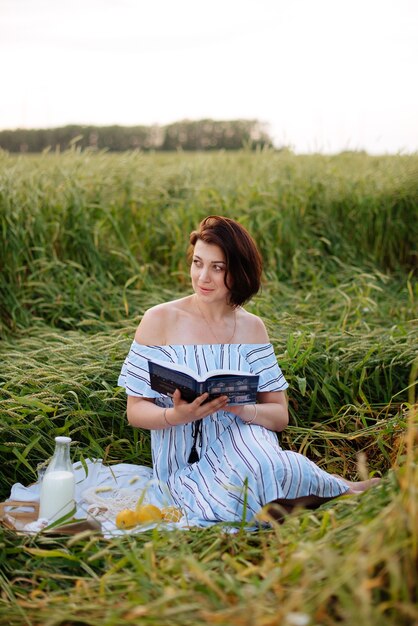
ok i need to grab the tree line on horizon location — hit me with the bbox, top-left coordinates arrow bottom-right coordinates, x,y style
0,119 -> 274,153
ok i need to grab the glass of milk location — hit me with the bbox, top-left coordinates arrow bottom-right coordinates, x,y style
38,436 -> 75,523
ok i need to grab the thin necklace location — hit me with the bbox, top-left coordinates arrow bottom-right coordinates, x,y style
194,296 -> 237,344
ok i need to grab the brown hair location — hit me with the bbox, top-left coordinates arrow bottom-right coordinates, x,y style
189,215 -> 262,307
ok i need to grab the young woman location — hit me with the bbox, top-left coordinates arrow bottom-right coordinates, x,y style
118,216 -> 379,525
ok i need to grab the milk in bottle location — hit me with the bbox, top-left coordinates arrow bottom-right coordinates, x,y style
38,436 -> 75,522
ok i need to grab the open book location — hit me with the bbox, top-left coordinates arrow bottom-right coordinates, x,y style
148,357 -> 259,405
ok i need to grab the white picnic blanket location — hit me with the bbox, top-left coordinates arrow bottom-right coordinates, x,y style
8,459 -> 190,536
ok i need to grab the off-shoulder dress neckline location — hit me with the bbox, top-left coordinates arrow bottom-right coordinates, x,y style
132,341 -> 273,348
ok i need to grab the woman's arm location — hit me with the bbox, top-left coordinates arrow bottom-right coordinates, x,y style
226,390 -> 289,432
127,389 -> 229,430
229,314 -> 289,431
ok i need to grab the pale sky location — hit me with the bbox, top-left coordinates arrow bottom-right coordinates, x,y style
1,0 -> 417,154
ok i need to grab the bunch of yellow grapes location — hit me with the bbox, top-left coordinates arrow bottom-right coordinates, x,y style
115,503 -> 183,529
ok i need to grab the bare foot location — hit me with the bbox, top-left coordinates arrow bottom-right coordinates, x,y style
337,476 -> 381,494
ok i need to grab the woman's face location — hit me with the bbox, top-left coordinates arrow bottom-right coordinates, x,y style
190,239 -> 230,303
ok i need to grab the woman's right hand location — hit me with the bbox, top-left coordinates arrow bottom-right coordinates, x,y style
168,389 -> 229,424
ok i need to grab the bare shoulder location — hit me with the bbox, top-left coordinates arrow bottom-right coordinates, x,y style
236,308 -> 270,343
134,299 -> 186,344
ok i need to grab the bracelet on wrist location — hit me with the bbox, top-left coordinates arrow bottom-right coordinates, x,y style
242,403 -> 257,425
163,407 -> 174,427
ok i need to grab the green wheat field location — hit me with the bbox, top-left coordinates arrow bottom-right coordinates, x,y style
0,148 -> 417,626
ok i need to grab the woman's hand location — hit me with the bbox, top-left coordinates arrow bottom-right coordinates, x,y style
168,389 -> 229,425
127,392 -> 228,430
225,391 -> 289,432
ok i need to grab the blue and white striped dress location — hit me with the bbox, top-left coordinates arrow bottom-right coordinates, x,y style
118,342 -> 348,526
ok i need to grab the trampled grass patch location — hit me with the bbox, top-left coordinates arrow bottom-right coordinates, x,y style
0,150 -> 416,625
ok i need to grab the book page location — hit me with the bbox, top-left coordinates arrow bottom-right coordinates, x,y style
204,375 -> 258,404
148,356 -> 247,382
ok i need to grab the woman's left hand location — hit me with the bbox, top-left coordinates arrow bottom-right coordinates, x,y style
225,391 -> 289,432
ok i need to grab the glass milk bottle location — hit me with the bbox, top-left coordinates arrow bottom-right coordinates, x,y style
38,436 -> 76,522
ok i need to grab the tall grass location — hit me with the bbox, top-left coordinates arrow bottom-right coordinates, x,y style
0,149 -> 417,625
0,150 -> 417,334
